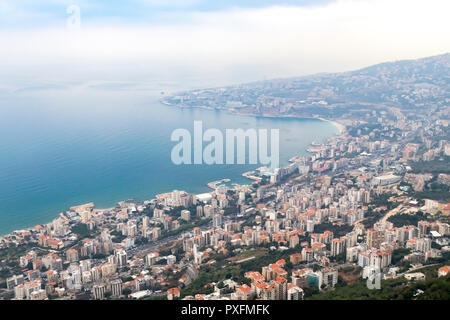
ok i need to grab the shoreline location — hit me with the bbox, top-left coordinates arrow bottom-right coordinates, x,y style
317,117 -> 345,134
0,104 -> 342,239
162,100 -> 346,135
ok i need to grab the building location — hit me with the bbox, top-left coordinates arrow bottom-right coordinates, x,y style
167,255 -> 176,266
213,214 -> 223,228
92,283 -> 107,300
196,205 -> 204,217
181,210 -> 191,221
331,238 -> 345,256
66,249 -> 79,263
232,284 -> 254,300
15,280 -> 42,300
320,268 -> 338,288
366,228 -> 384,249
438,266 -> 450,277
289,235 -> 299,248
290,253 -> 303,265
115,249 -> 127,267
287,284 -> 304,300
101,262 -> 116,278
145,252 -> 159,266
372,174 -> 401,186
30,289 -> 47,300
404,273 -> 425,281
6,275 -> 24,290
302,247 -> 314,262
274,276 -> 287,300
167,287 -> 181,300
110,279 -> 123,297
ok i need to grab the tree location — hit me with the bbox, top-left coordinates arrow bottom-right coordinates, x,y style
71,223 -> 92,238
336,276 -> 347,288
391,248 -> 411,265
335,252 -> 346,263
122,288 -> 132,296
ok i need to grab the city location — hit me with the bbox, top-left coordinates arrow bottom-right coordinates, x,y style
1,54 -> 448,301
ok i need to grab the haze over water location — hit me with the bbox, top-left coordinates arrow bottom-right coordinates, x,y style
0,82 -> 337,235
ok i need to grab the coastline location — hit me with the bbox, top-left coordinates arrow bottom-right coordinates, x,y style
0,103 -> 341,239
317,117 -> 345,134
162,100 -> 346,135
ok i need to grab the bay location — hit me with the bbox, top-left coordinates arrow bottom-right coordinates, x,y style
0,93 -> 337,235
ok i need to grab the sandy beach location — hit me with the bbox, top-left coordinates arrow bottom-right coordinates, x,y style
318,117 -> 346,134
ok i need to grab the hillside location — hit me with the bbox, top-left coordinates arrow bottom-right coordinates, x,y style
162,53 -> 450,119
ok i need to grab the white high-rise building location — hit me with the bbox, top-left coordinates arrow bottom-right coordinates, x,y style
92,283 -> 106,300
110,279 -> 123,297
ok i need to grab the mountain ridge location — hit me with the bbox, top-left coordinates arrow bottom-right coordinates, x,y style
162,53 -> 450,119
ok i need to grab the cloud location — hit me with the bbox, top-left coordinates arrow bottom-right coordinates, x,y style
136,0 -> 333,10
0,0 -> 449,94
137,0 -> 204,8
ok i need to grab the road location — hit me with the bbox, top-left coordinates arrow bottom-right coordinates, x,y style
394,263 -> 439,279
379,204 -> 405,224
129,215 -> 236,258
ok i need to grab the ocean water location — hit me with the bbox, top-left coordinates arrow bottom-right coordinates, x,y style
0,95 -> 337,235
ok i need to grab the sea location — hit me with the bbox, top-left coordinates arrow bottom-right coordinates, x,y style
0,85 -> 338,235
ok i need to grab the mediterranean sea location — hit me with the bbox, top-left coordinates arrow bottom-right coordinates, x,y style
0,92 -> 337,235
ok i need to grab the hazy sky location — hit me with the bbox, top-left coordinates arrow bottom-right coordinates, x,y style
0,0 -> 449,103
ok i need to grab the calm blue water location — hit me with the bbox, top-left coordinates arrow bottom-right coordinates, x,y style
0,95 -> 337,235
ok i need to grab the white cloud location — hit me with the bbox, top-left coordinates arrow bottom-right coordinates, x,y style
137,0 -> 204,8
0,0 -> 449,92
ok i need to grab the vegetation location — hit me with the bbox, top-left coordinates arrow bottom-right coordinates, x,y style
362,209 -> 384,229
180,246 -> 299,298
387,212 -> 428,227
122,288 -> 132,296
426,251 -> 450,265
145,295 -> 167,300
309,275 -> 450,300
159,218 -> 212,240
71,223 -> 93,239
414,189 -> 450,202
313,222 -> 353,237
0,242 -> 43,280
348,123 -> 383,137
223,204 -> 238,216
110,230 -> 126,243
391,248 -> 411,265
370,193 -> 398,210
410,157 -> 450,175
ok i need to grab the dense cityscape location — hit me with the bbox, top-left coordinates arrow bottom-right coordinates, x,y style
0,54 -> 449,301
